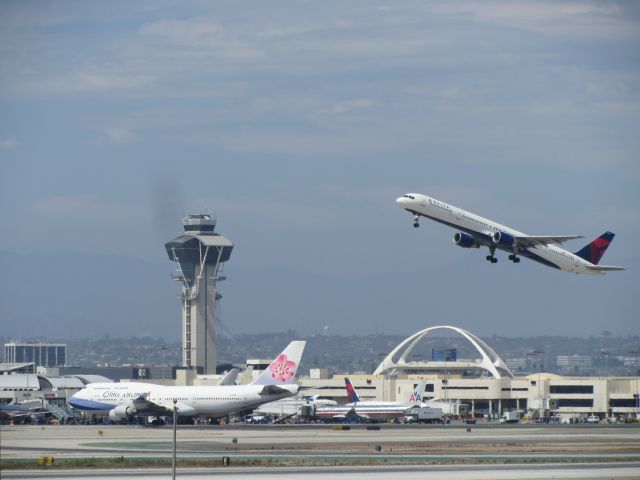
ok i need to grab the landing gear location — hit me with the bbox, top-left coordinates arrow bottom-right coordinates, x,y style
413,215 -> 420,228
508,254 -> 521,263
486,247 -> 497,263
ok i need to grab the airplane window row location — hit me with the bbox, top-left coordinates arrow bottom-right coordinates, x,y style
463,214 -> 492,229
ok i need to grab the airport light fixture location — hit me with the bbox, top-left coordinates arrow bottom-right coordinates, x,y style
172,399 -> 177,480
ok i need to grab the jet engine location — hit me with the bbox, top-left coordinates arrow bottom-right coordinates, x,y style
453,232 -> 478,248
108,404 -> 137,422
492,231 -> 517,249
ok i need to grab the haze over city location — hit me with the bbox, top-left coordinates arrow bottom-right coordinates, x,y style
1,1 -> 639,340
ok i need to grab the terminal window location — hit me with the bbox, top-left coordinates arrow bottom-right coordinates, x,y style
550,385 -> 594,394
609,398 -> 636,407
557,399 -> 593,407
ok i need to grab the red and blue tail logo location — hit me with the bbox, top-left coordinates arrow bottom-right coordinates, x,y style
344,378 -> 361,403
574,231 -> 615,265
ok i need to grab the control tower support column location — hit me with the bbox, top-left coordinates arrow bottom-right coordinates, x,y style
165,215 -> 233,375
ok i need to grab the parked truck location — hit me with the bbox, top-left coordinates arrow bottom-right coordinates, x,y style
499,411 -> 520,424
415,407 -> 444,423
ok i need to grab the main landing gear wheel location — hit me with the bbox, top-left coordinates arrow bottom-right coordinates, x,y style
486,247 -> 497,263
508,254 -> 521,263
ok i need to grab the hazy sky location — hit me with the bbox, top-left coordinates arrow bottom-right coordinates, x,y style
1,1 -> 638,339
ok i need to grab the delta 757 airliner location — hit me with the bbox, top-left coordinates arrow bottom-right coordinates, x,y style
69,341 -> 305,422
396,193 -> 624,275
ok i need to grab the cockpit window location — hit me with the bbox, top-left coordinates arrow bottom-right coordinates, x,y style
403,195 -> 415,200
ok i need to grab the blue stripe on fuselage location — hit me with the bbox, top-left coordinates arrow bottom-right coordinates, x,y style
407,209 -> 562,270
68,397 -> 116,411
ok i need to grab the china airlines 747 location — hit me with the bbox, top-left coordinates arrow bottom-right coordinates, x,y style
397,193 -> 624,275
69,341 -> 305,422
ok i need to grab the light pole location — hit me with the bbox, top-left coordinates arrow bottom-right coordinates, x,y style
172,399 -> 177,480
599,349 -> 610,377
162,347 -> 167,381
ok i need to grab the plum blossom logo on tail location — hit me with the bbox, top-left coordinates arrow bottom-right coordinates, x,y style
269,354 -> 297,382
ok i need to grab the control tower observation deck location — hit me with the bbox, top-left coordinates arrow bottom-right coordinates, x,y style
165,215 -> 233,375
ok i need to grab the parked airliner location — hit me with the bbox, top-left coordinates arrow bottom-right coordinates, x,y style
68,341 -> 305,422
314,378 -> 427,421
397,193 -> 624,275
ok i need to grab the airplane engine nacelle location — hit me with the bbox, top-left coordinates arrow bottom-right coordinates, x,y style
453,232 -> 478,248
108,404 -> 137,421
492,231 -> 516,248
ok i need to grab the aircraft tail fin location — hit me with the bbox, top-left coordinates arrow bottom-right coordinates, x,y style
344,377 -> 361,403
409,378 -> 428,404
217,368 -> 240,386
252,341 -> 306,385
574,231 -> 615,265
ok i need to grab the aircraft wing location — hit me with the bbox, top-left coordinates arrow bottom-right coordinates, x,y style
0,409 -> 47,419
514,235 -> 583,248
131,393 -> 197,415
131,394 -> 172,414
585,265 -> 626,272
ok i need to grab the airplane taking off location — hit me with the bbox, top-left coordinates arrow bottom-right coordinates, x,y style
69,341 -> 305,422
396,193 -> 624,275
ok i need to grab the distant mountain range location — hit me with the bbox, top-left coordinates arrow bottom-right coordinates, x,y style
0,249 -> 636,340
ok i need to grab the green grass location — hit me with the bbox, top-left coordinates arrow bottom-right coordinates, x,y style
2,455 -> 640,470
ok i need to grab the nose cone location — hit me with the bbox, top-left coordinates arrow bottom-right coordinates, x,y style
396,196 -> 409,207
67,393 -> 79,407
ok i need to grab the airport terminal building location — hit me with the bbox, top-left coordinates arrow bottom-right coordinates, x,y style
296,327 -> 639,420
1,326 -> 638,423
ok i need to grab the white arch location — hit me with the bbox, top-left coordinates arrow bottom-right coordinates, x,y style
373,325 -> 513,379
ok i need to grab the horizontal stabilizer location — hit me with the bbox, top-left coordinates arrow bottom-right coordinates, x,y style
585,265 -> 625,272
259,385 -> 291,396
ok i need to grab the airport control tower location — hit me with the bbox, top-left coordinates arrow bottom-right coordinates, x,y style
165,215 -> 233,375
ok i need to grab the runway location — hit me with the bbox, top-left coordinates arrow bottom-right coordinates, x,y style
4,464 -> 640,480
2,423 -> 640,478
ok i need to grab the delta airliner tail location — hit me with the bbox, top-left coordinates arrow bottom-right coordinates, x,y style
574,231 -> 615,265
253,341 -> 306,385
344,378 -> 361,403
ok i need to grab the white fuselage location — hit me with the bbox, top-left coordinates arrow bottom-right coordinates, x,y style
69,382 -> 298,418
315,401 -> 413,421
397,193 -> 601,274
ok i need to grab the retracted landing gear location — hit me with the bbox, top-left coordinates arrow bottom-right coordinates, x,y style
413,215 -> 420,228
486,246 -> 498,264
508,254 -> 521,263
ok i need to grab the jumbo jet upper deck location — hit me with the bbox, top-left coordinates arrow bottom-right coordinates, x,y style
396,193 -> 624,275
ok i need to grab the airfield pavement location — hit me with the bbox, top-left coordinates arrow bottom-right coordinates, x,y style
2,423 -> 640,479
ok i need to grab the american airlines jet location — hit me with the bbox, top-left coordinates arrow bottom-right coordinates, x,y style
314,378 -> 426,421
397,193 -> 624,275
68,341 -> 305,422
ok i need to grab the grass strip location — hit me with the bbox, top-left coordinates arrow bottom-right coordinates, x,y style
2,455 -> 640,470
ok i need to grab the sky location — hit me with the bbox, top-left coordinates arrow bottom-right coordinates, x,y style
0,1 -> 639,340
